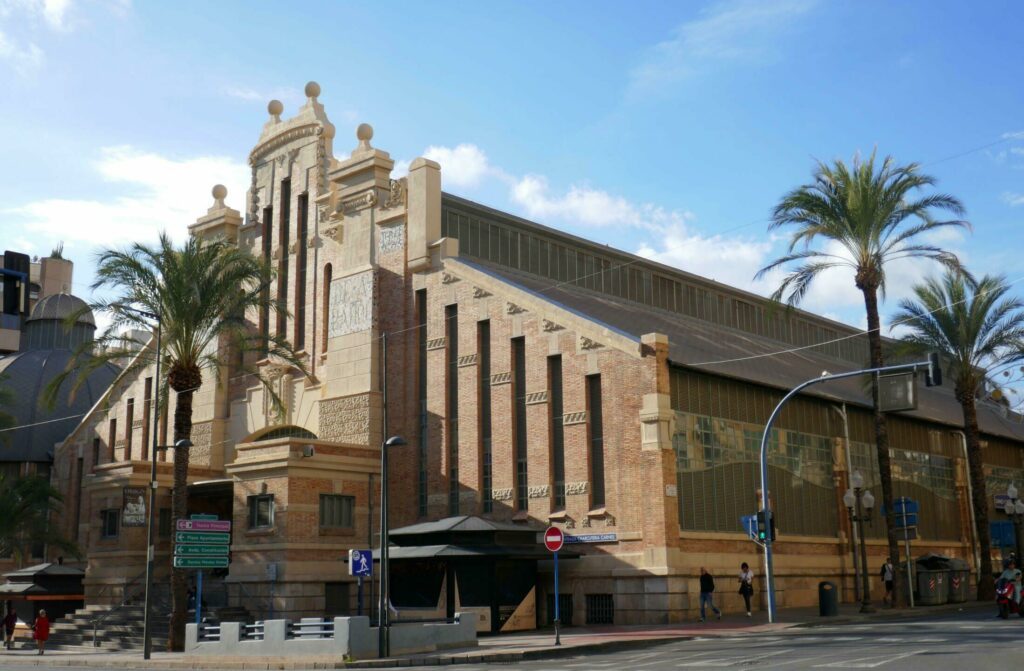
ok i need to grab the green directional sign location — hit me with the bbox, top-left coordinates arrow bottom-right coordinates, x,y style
174,556 -> 229,569
175,531 -> 230,545
175,544 -> 229,556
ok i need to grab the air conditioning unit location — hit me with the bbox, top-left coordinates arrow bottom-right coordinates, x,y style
301,445 -> 315,458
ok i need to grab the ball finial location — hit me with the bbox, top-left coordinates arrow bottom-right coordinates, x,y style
304,81 -> 321,99
268,99 -> 284,117
212,184 -> 228,200
356,123 -> 373,142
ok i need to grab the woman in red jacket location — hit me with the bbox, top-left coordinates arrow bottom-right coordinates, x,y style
31,610 -> 49,655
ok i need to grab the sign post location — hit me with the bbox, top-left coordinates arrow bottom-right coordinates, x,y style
893,498 -> 918,608
174,515 -> 231,627
544,526 -> 564,646
349,550 -> 372,616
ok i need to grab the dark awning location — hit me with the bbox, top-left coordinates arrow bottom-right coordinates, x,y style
372,544 -> 579,560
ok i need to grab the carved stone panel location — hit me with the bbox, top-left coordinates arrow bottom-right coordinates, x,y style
328,271 -> 374,338
492,488 -> 514,502
527,485 -> 550,498
379,224 -> 405,254
564,481 -> 589,496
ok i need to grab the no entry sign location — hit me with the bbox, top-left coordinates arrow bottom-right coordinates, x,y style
544,526 -> 564,552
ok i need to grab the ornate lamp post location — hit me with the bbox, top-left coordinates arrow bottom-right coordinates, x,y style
843,470 -> 876,614
1004,484 -> 1024,565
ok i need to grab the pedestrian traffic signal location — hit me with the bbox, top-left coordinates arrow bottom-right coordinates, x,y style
756,510 -> 776,542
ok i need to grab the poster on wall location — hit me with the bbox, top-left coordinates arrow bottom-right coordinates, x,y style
122,486 -> 147,527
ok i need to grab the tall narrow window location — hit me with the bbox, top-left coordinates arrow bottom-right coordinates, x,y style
142,377 -> 152,461
125,398 -> 135,460
73,457 -> 83,543
260,206 -> 273,355
512,337 -> 528,511
276,179 -> 291,338
159,399 -> 169,462
446,304 -> 459,515
108,418 -> 117,463
321,264 -> 332,353
478,321 -> 492,513
587,374 -> 605,508
549,356 -> 565,509
295,192 -> 308,350
92,438 -> 100,471
416,289 -> 428,517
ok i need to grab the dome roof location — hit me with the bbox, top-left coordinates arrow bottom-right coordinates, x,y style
0,350 -> 119,462
27,293 -> 95,327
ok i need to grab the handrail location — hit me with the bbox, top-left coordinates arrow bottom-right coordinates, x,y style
89,569 -> 150,647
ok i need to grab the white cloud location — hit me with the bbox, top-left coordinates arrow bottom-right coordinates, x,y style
628,0 -> 817,95
423,144 -> 498,189
0,28 -> 41,75
636,224 -> 776,291
6,145 -> 249,247
0,0 -> 72,30
1003,192 -> 1024,207
1002,131 -> 1024,140
224,85 -> 304,108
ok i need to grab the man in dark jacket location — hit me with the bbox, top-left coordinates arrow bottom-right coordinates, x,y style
699,567 -> 722,622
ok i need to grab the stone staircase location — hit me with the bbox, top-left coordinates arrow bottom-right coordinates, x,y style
48,604 -> 169,651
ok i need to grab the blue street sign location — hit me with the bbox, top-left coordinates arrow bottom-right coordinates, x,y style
992,521 -> 1015,548
893,497 -> 919,514
895,512 -> 917,528
349,549 -> 372,577
740,514 -> 759,542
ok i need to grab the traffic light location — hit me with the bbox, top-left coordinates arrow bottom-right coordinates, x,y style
756,510 -> 776,542
925,352 -> 942,387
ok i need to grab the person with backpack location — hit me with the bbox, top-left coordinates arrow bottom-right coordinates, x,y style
880,559 -> 895,606
698,567 -> 721,622
3,604 -> 16,650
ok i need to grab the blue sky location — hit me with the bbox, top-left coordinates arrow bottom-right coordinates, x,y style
1,0 -> 1022,390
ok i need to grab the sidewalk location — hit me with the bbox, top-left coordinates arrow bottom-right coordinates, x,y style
0,600 -> 990,670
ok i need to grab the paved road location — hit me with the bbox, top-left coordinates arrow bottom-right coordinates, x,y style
422,610 -> 1024,671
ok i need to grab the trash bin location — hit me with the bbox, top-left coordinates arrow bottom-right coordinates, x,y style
818,581 -> 838,616
918,570 -> 948,605
947,559 -> 970,603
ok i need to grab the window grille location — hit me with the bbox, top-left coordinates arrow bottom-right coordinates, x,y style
546,594 -> 574,626
248,494 -> 274,529
319,494 -> 354,529
586,594 -> 614,624
101,509 -> 119,538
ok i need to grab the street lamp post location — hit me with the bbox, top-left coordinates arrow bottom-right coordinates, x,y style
843,471 -> 876,614
1004,484 -> 1024,565
377,435 -> 406,660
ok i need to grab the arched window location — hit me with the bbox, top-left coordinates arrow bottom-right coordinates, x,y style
322,264 -> 332,353
250,425 -> 318,442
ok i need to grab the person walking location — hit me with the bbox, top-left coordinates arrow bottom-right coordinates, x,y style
880,559 -> 895,606
3,604 -> 16,650
738,562 -> 754,616
31,609 -> 49,655
698,567 -> 722,622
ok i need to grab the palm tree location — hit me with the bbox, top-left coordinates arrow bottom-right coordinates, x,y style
756,151 -> 968,605
51,232 -> 303,650
0,473 -> 79,566
893,270 -> 1024,600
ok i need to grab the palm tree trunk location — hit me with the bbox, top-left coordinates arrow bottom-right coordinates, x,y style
961,391 -> 995,600
167,386 -> 195,652
862,287 -> 903,606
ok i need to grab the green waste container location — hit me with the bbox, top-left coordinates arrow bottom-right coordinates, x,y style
918,570 -> 948,605
818,581 -> 838,616
947,559 -> 970,603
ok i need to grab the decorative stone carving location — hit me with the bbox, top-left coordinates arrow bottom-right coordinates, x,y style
383,178 -> 406,209
426,337 -> 446,351
275,154 -> 287,169
247,164 -> 260,227
319,394 -> 371,444
562,411 -> 587,426
341,191 -> 377,212
307,236 -> 318,249
564,481 -> 589,496
289,241 -> 299,254
249,123 -> 320,165
272,247 -> 282,261
457,354 -> 478,367
507,302 -> 526,315
316,127 -> 328,193
580,336 -> 602,350
378,224 -> 404,254
441,272 -> 459,284
328,271 -> 374,338
527,485 -> 550,499
490,372 -> 512,385
492,488 -> 514,502
581,516 -> 591,528
472,286 -> 492,299
322,223 -> 343,243
525,391 -> 548,405
287,147 -> 300,165
542,319 -> 564,332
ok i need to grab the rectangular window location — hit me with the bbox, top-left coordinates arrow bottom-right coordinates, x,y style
416,289 -> 428,517
276,179 -> 291,338
73,457 -> 83,544
92,437 -> 100,470
158,508 -> 171,537
108,418 -> 117,463
319,494 -> 355,529
261,206 -> 273,355
295,192 -> 308,349
248,494 -> 275,529
479,320 -> 492,513
549,356 -> 565,509
142,377 -> 152,461
101,509 -> 119,539
446,304 -> 459,515
159,399 -> 169,460
512,337 -> 528,511
125,398 -> 134,460
587,375 -> 605,508
586,594 -> 614,625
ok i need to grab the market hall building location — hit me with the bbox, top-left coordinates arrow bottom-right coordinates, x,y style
50,82 -> 1024,631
